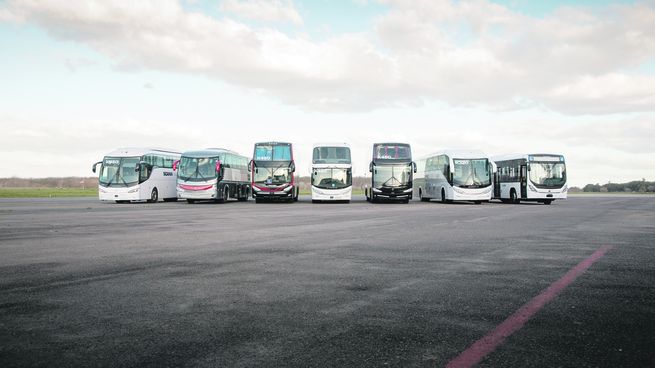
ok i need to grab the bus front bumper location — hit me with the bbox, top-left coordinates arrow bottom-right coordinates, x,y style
252,185 -> 294,199
528,185 -> 568,200
312,187 -> 352,201
177,187 -> 217,200
99,186 -> 143,201
452,186 -> 492,201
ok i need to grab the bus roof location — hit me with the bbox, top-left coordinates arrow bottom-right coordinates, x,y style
312,142 -> 350,149
421,149 -> 489,160
104,147 -> 181,157
181,148 -> 246,159
491,153 -> 565,162
254,142 -> 292,146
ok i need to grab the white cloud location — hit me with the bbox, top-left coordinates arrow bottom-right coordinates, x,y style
220,0 -> 303,25
1,0 -> 654,114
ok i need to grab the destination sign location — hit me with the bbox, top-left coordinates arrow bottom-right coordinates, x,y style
529,155 -> 563,162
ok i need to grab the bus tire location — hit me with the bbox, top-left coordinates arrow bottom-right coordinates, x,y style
163,198 -> 177,202
403,198 -> 410,204
186,199 -> 196,204
294,188 -> 299,202
441,188 -> 447,204
371,193 -> 377,203
474,201 -> 482,205
255,197 -> 262,204
544,199 -> 552,205
510,189 -> 520,204
148,188 -> 158,203
116,200 -> 130,204
221,186 -> 229,203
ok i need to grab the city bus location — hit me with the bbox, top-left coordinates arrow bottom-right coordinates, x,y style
365,143 -> 416,203
414,149 -> 492,204
311,143 -> 352,203
176,148 -> 250,203
249,142 -> 299,203
492,153 -> 567,205
92,147 -> 181,203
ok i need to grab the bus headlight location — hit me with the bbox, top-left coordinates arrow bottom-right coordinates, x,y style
252,186 -> 261,192
283,186 -> 292,192
453,187 -> 465,194
528,184 -> 537,192
372,188 -> 382,193
128,188 -> 139,193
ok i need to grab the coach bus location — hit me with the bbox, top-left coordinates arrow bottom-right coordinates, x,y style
365,143 -> 416,203
311,143 -> 352,203
176,148 -> 250,203
249,142 -> 299,203
92,147 -> 181,203
492,153 -> 567,205
414,149 -> 492,204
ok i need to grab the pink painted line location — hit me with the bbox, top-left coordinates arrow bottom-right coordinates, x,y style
445,245 -> 614,368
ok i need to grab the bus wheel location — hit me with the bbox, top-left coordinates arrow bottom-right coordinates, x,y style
294,188 -> 299,202
186,199 -> 195,204
221,186 -> 229,203
163,197 -> 177,202
510,189 -> 520,204
148,188 -> 158,203
544,199 -> 552,205
441,188 -> 447,204
371,193 -> 377,203
474,201 -> 482,205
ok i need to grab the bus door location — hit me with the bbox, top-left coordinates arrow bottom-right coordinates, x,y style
520,165 -> 527,198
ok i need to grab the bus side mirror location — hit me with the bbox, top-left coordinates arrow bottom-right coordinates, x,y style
248,160 -> 253,172
369,162 -> 373,172
290,162 -> 296,173
412,161 -> 417,173
173,160 -> 180,171
216,161 -> 222,174
92,161 -> 102,173
135,163 -> 140,172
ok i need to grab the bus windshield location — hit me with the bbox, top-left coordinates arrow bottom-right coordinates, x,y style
312,168 -> 352,189
178,156 -> 219,182
530,162 -> 566,188
373,164 -> 411,187
313,147 -> 351,164
254,145 -> 291,161
453,159 -> 491,188
254,165 -> 292,185
99,156 -> 140,187
374,145 -> 411,160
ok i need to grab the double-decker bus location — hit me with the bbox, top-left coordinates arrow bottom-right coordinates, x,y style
92,147 -> 181,203
365,143 -> 416,203
249,142 -> 299,203
414,149 -> 492,204
311,143 -> 352,203
176,148 -> 250,203
492,153 -> 567,205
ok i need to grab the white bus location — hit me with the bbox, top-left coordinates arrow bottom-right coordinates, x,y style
311,143 -> 352,203
176,148 -> 250,203
492,153 -> 567,205
414,149 -> 492,204
92,147 -> 181,203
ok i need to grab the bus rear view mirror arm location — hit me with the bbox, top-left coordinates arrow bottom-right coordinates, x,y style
92,161 -> 102,174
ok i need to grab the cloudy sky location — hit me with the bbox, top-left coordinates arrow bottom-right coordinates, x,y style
1,0 -> 654,187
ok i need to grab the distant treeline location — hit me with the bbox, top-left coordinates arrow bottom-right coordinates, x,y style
0,177 -> 98,188
580,180 -> 655,193
0,176 -> 372,190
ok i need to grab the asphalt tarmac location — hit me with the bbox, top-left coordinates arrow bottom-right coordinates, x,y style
1,196 -> 654,367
